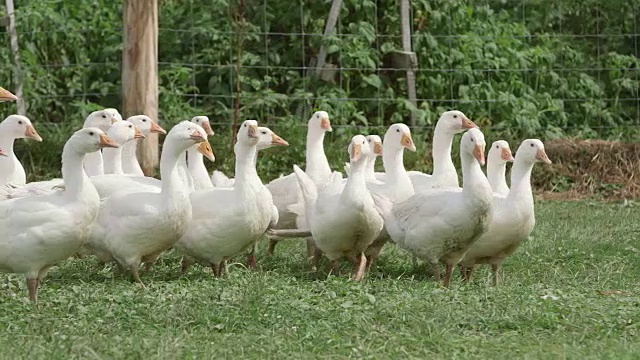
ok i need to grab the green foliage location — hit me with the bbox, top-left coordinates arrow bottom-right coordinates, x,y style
0,0 -> 638,180
1,201 -> 640,357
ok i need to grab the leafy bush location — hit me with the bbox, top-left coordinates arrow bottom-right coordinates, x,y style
0,0 -> 638,181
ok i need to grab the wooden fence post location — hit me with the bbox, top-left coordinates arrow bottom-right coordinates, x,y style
400,0 -> 418,127
122,0 -> 159,176
5,0 -> 26,115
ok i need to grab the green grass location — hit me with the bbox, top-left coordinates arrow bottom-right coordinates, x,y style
1,200 -> 639,359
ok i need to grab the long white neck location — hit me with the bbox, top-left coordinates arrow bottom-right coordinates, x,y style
507,159 -> 535,203
83,150 -> 104,176
305,129 -> 331,180
0,131 -> 16,156
176,153 -> 195,193
102,146 -> 124,175
187,146 -> 213,189
61,144 -> 99,201
343,156 -> 368,202
487,159 -> 509,195
431,123 -> 457,180
365,155 -> 378,181
160,141 -> 189,198
461,152 -> 493,201
121,139 -> 144,176
234,141 -> 260,192
382,146 -> 406,182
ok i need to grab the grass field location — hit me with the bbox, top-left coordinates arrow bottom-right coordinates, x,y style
1,200 -> 639,359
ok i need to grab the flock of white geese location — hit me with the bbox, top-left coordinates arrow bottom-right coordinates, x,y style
0,90 -> 553,303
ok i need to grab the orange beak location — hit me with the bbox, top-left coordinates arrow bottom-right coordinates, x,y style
0,147 -> 7,157
25,124 -> 43,142
197,140 -> 215,162
99,134 -> 119,148
0,87 -> 18,102
201,121 -> 215,136
321,117 -> 332,131
462,116 -> 478,129
350,143 -> 362,162
373,141 -> 383,156
501,147 -> 514,161
134,127 -> 145,139
473,144 -> 486,166
190,131 -> 206,143
271,132 -> 289,146
248,124 -> 259,139
536,149 -> 552,164
401,132 -> 416,152
150,121 -> 166,134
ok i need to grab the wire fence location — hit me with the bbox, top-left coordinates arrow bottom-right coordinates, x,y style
1,0 -> 639,139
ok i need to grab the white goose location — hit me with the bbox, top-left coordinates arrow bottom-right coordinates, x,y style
210,127 -> 289,188
385,110 -> 477,190
486,140 -> 514,196
103,120 -> 145,175
121,115 -> 166,176
343,134 -> 383,181
176,120 -> 276,276
0,115 -> 43,186
374,128 -> 494,287
0,128 -> 118,302
295,135 -> 384,280
460,139 -> 552,285
85,121 -> 208,287
83,109 -> 121,177
266,111 -> 333,256
181,116 -> 216,191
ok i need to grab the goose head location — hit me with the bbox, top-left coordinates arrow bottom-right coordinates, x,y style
461,128 -> 486,166
488,140 -> 514,165
366,135 -> 383,157
437,110 -> 477,134
237,120 -> 260,146
127,115 -> 166,135
348,134 -> 371,164
384,123 -> 416,152
104,108 -> 123,123
0,87 -> 18,102
257,127 -> 289,150
72,127 -> 119,153
0,115 -> 43,142
167,121 -> 208,154
84,109 -> 119,132
515,139 -> 552,165
308,111 -> 332,134
107,120 -> 145,145
191,116 -> 215,136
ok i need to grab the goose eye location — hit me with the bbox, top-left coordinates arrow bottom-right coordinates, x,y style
243,124 -> 247,127
89,131 -> 95,136
18,120 -> 22,125
453,115 -> 458,119
530,143 -> 534,147
142,119 -> 147,122
496,145 -> 499,149
260,131 -> 267,135
129,125 -> 132,128
470,138 -> 474,142
396,128 -> 400,133
102,115 -> 106,118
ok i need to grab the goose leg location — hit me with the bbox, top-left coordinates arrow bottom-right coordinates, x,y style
26,278 -> 39,303
180,256 -> 192,274
129,265 -> 146,289
221,260 -> 227,277
211,263 -> 221,277
328,259 -> 340,275
354,253 -> 367,282
36,266 -> 52,291
246,245 -> 257,269
443,263 -> 454,287
492,263 -> 501,286
306,237 -> 316,258
312,247 -> 323,271
462,265 -> 475,282
430,262 -> 441,282
267,238 -> 278,255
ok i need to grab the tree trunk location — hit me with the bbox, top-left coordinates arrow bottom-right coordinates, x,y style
122,0 -> 159,176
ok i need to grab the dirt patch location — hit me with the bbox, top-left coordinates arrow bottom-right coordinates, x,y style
533,138 -> 640,200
